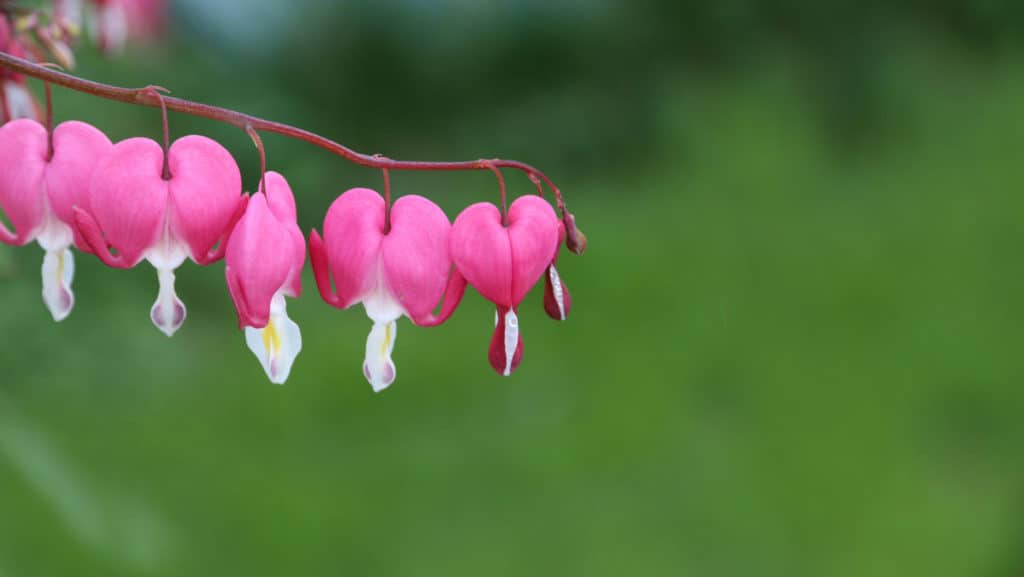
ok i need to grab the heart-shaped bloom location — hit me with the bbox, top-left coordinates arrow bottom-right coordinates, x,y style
310,188 -> 465,392
74,135 -> 245,336
225,172 -> 305,384
450,195 -> 560,376
0,119 -> 113,320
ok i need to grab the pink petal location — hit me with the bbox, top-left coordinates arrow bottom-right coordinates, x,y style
506,195 -> 560,305
319,188 -> 385,309
450,202 -> 512,305
45,121 -> 114,250
263,171 -> 304,297
73,207 -> 127,268
0,119 -> 47,245
263,171 -> 297,223
225,193 -> 293,329
381,194 -> 452,323
197,195 -> 248,265
451,197 -> 560,308
86,137 -> 167,266
166,135 -> 243,263
413,267 -> 468,327
309,229 -> 339,307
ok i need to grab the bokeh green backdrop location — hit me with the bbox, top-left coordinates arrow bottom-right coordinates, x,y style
3,1 -> 1024,575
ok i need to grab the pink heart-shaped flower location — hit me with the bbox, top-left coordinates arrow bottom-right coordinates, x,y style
0,118 -> 113,322
450,195 -> 560,308
449,195 -> 559,375
310,187 -> 464,391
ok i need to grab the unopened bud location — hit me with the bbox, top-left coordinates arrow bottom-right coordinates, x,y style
563,212 -> 587,255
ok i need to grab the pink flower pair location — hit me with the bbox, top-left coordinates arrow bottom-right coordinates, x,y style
310,189 -> 570,391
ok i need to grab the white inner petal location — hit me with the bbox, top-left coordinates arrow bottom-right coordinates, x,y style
363,320 -> 397,393
244,293 -> 302,385
41,247 -> 74,322
150,267 -> 186,337
503,308 -> 519,377
36,194 -> 76,322
361,265 -> 405,324
548,265 -> 567,321
145,217 -> 189,271
35,194 -> 73,252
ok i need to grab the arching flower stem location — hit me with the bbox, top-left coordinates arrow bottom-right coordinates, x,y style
0,51 -> 567,205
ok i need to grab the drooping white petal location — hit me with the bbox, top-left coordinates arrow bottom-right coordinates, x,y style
502,308 -> 520,377
41,248 -> 74,322
150,267 -> 185,337
244,293 -> 302,385
36,197 -> 76,322
363,320 -> 397,393
359,281 -> 404,392
144,220 -> 190,337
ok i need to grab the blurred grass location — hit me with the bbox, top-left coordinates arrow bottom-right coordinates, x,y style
3,21 -> 1024,577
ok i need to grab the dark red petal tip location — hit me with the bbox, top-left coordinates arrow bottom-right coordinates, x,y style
543,264 -> 572,321
488,306 -> 524,376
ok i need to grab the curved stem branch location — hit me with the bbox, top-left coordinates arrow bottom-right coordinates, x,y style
483,161 -> 509,227
246,124 -> 267,193
0,51 -> 567,209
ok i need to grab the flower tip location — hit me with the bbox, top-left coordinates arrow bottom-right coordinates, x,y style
364,321 -> 397,392
42,249 -> 76,323
151,301 -> 185,337
364,363 -> 395,393
150,269 -> 186,337
244,303 -> 302,385
489,308 -> 524,376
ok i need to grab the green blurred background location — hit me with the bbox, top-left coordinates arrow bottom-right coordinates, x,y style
4,0 -> 1024,575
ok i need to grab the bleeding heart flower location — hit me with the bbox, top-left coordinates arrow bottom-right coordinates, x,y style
309,188 -> 466,392
0,118 -> 112,320
225,171 -> 305,384
450,195 -> 560,376
74,135 -> 245,336
542,222 -> 573,321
